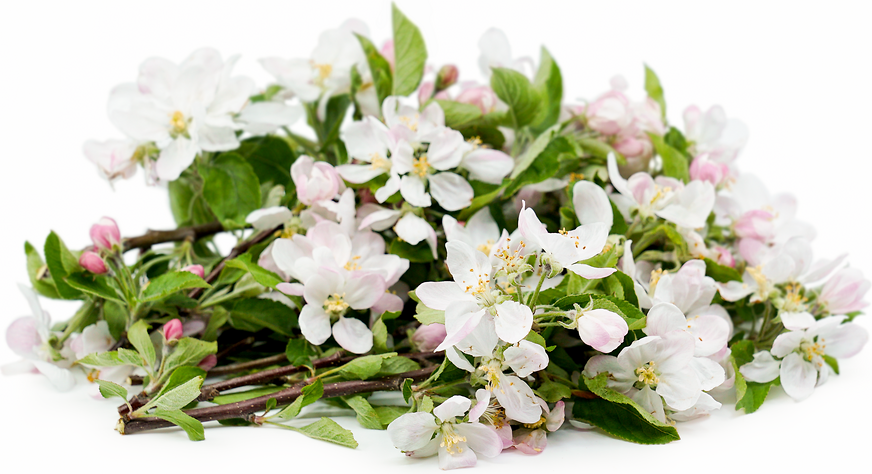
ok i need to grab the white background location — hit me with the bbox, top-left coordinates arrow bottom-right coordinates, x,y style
1,1 -> 870,472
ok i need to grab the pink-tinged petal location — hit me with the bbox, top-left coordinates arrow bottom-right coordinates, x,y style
771,331 -> 804,358
572,180 -> 613,227
717,279 -> 756,302
780,311 -> 816,331
298,304 -> 332,345
436,302 -> 486,352
686,314 -> 729,357
513,428 -> 548,455
823,323 -> 868,359
780,353 -> 817,401
411,324 -> 448,353
494,374 -> 542,424
643,303 -> 686,337
425,128 -> 466,170
545,401 -> 565,432
246,206 -> 293,230
371,293 -> 404,315
90,217 -> 121,249
387,412 -> 438,451
358,206 -> 401,231
416,281 -> 471,311
429,172 -> 474,212
462,149 -> 513,185
438,441 -> 478,470
454,315 -> 499,357
336,163 -> 385,184
446,346 -> 476,372
740,350 -> 781,383
493,301 -> 533,344
1,359 -> 38,376
433,395 -> 472,422
6,317 -> 41,357
606,153 -> 632,198
276,282 -> 304,296
455,422 -> 503,458
689,357 -> 726,391
652,331 -> 696,374
31,361 -> 76,392
468,389 -> 491,422
332,316 -> 373,354
504,340 -> 548,377
577,309 -> 628,353
655,180 -> 716,229
656,366 -> 701,411
565,263 -> 616,279
518,206 -> 549,249
344,273 -> 387,310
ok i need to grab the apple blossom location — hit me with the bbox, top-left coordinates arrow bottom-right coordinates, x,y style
79,250 -> 108,274
411,324 -> 447,353
163,319 -> 184,341
90,217 -> 121,250
180,265 -> 205,279
512,399 -> 565,455
83,139 -> 140,183
292,155 -> 345,205
817,268 -> 869,315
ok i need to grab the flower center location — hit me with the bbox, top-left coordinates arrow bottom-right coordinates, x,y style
635,361 -> 660,386
523,415 -> 548,430
440,423 -> 467,454
557,228 -> 589,250
476,240 -> 495,255
323,293 -> 349,314
370,153 -> 392,171
649,268 -> 667,295
492,237 -> 527,277
313,63 -> 333,86
800,340 -> 826,362
170,111 -> 189,136
412,155 -> 431,178
479,359 -> 503,392
781,283 -> 808,312
650,186 -> 673,205
399,114 -> 419,132
343,255 -> 362,271
746,265 -> 772,297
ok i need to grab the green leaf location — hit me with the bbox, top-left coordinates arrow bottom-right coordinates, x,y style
154,366 -> 207,400
168,178 -> 214,227
236,136 -> 297,190
161,338 -> 217,374
605,270 -> 640,308
229,298 -> 298,336
153,376 -> 204,411
355,33 -> 393,106
537,380 -> 571,403
402,378 -> 414,403
391,4 -> 427,97
704,258 -> 742,283
96,379 -> 128,402
343,395 -> 384,430
374,406 -> 409,426
141,271 -> 211,303
151,409 -> 205,441
389,239 -> 435,263
456,183 -> 508,221
434,100 -> 483,129
530,47 -> 563,133
286,338 -> 318,367
225,253 -> 283,289
490,67 -> 541,128
376,356 -> 420,377
504,135 -> 575,196
44,231 -> 82,299
509,124 -> 560,180
201,152 -> 262,228
103,300 -> 128,341
824,355 -> 839,375
212,387 -> 284,405
610,199 -> 629,235
24,241 -> 60,299
576,373 -> 680,444
277,417 -> 358,448
525,330 -> 548,349
64,273 -> 124,303
414,303 -> 445,325
633,223 -> 688,257
649,133 -> 689,183
339,353 -> 396,380
643,64 -> 666,121
273,379 -> 324,420
371,317 -> 389,353
730,340 -> 779,414
127,320 -> 155,370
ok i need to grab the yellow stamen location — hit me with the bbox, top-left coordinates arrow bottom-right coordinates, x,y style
170,111 -> 188,135
635,361 -> 660,386
412,155 -> 430,178
323,293 -> 349,314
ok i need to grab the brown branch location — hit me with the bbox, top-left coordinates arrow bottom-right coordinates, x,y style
187,225 -> 281,299
207,351 -> 287,377
119,367 -> 437,435
123,221 -> 224,252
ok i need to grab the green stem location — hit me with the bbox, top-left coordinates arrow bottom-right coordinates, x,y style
527,268 -> 548,310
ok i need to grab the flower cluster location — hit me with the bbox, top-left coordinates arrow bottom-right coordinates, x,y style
4,5 -> 867,469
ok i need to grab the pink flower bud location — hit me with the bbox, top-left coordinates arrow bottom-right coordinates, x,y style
380,40 -> 395,70
712,245 -> 735,267
418,81 -> 435,104
79,250 -> 107,274
456,85 -> 499,114
689,153 -> 729,186
613,136 -> 646,158
436,65 -> 459,91
162,319 -> 183,341
291,155 -> 345,206
89,217 -> 121,250
181,264 -> 205,279
197,354 -> 218,371
411,324 -> 447,353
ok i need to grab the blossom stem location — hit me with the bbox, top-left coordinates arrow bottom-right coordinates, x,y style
119,367 -> 437,435
123,221 -> 225,252
526,269 -> 549,310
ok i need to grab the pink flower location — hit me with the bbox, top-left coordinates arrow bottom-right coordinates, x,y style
291,155 -> 345,206
585,90 -> 632,135
163,319 -> 184,341
690,153 -> 730,186
181,264 -> 205,279
712,245 -> 735,267
512,400 -> 565,455
456,86 -> 499,114
819,268 -> 870,314
79,250 -> 107,274
197,354 -> 218,371
734,209 -> 776,241
411,323 -> 447,353
90,217 -> 120,250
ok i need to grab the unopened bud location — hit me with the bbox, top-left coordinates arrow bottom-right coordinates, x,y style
181,264 -> 205,279
163,318 -> 183,342
412,323 -> 447,353
90,217 -> 121,250
198,354 -> 218,371
435,65 -> 459,92
79,250 -> 107,274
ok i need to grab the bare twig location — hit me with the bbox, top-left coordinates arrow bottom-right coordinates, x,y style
123,221 -> 224,252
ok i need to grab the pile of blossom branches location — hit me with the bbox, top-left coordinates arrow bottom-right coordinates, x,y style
4,4 -> 869,470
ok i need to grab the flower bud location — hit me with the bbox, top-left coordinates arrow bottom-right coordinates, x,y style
435,65 -> 459,92
181,264 -> 205,279
712,245 -> 735,267
79,250 -> 107,274
291,155 -> 345,206
585,90 -> 632,135
411,323 -> 447,353
162,319 -> 183,342
456,86 -> 499,114
417,81 -> 435,104
197,354 -> 218,371
689,153 -> 729,186
89,217 -> 121,250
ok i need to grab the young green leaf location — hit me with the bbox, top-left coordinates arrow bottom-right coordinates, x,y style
140,271 -> 211,303
275,417 -> 358,448
434,100 -> 484,129
355,33 -> 393,105
151,409 -> 205,441
64,273 -> 124,303
704,258 -> 743,283
285,338 -> 317,367
153,376 -> 204,412
126,320 -> 155,370
371,317 -> 389,353
490,67 -> 542,129
649,133 -> 689,183
644,64 -> 666,120
95,379 -> 128,403
414,303 -> 445,325
225,253 -> 283,289
201,152 -> 262,228
343,395 -> 384,430
154,366 -> 207,400
530,47 -> 563,133
212,387 -> 284,405
338,353 -> 396,380
160,338 -> 217,374
272,379 -> 325,420
235,135 -> 297,190
504,135 -> 575,196
24,241 -> 60,299
44,231 -> 82,300
391,4 -> 427,96
229,298 -> 298,336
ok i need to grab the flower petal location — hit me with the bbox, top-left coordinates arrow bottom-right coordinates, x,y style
493,301 -> 533,344
429,172 -> 474,211
455,422 -> 503,458
332,316 -> 373,354
433,395 -> 472,422
780,352 -> 817,401
387,412 -> 438,451
298,304 -> 332,345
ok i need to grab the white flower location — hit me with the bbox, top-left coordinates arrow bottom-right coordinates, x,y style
108,48 -> 254,181
683,104 -> 749,164
416,241 -> 534,350
82,139 -> 139,183
443,207 -> 501,258
245,206 -> 293,231
569,306 -> 628,353
741,316 -> 868,401
387,396 -> 503,470
358,203 -> 438,259
477,28 -> 535,79
518,206 -> 615,279
2,285 -> 76,391
584,331 -> 702,422
607,153 -> 715,229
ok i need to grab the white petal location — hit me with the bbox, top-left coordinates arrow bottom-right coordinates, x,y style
31,361 -> 76,392
438,441 -> 478,470
656,366 -> 701,411
446,346 -> 475,372
504,340 -> 548,377
436,302 -> 487,352
740,351 -> 781,383
689,357 -> 726,391
332,316 -> 373,354
780,352 -> 817,401
780,311 -> 816,331
493,301 -> 533,344
495,374 -> 542,423
573,180 -> 613,227
428,172 -> 474,211
394,213 -> 433,246
336,163 -> 385,184
565,263 -> 616,279
387,412 -> 438,451
245,206 -> 293,230
416,281 -> 472,311
632,385 -> 666,423
155,137 -> 199,181
462,149 -> 514,184
298,304 -> 332,345
433,396 -> 472,422
643,302 -> 686,337
771,331 -> 804,358
399,175 -> 432,208
468,389 -> 491,422
577,308 -> 628,353
455,423 -> 503,458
